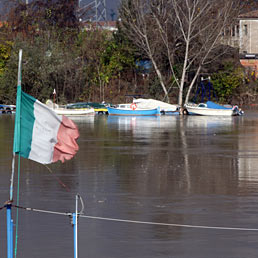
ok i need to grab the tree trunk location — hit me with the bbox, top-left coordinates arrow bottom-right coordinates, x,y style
185,66 -> 201,104
178,42 -> 189,107
151,56 -> 169,103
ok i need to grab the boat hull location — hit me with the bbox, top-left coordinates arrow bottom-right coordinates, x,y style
53,108 -> 95,116
107,107 -> 161,116
184,101 -> 244,116
185,106 -> 235,116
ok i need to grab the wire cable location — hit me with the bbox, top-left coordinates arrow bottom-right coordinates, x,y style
13,205 -> 258,232
14,205 -> 71,216
79,215 -> 258,231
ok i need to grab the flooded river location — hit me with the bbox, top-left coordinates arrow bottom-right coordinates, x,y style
1,112 -> 258,258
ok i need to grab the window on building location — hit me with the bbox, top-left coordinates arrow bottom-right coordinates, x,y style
244,24 -> 248,35
236,25 -> 239,36
232,26 -> 235,36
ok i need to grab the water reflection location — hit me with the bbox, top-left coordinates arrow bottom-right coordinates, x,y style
107,115 -> 235,134
68,115 -> 95,125
237,114 -> 258,189
185,115 -> 233,129
104,115 -> 241,197
2,113 -> 258,258
107,115 -> 161,132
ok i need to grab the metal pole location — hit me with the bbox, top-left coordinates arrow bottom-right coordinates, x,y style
10,219 -> 13,257
6,204 -> 13,258
73,195 -> 78,258
53,89 -> 56,109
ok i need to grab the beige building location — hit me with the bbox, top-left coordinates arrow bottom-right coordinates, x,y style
223,10 -> 258,76
238,10 -> 258,54
224,10 -> 258,53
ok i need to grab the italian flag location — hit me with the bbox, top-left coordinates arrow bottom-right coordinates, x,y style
13,85 -> 79,164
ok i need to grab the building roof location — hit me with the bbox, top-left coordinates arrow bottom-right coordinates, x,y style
239,10 -> 258,19
82,20 -> 117,31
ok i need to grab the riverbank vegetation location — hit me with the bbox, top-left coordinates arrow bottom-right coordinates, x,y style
0,0 -> 257,106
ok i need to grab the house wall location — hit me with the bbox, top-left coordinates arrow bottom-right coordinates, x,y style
221,14 -> 258,77
240,59 -> 258,77
239,20 -> 258,53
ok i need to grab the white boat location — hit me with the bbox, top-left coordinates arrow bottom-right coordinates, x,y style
53,107 -> 95,116
133,98 -> 180,115
46,99 -> 95,116
184,101 -> 244,116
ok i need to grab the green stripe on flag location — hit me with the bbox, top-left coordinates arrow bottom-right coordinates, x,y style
20,91 -> 36,158
13,88 -> 36,158
13,85 -> 21,153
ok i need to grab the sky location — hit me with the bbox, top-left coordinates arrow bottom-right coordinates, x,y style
82,0 -> 121,20
106,0 -> 121,18
0,0 -> 122,21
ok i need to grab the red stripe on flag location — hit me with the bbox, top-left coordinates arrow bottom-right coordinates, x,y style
53,115 -> 79,163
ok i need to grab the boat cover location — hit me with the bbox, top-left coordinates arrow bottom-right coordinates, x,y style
206,101 -> 231,110
133,98 -> 178,111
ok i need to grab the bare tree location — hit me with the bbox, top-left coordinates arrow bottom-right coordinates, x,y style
171,0 -> 240,106
119,0 -> 171,102
119,0 -> 240,106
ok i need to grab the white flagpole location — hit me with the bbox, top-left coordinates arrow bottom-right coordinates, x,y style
10,49 -> 22,201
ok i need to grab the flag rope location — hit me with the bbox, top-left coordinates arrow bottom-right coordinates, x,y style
12,205 -> 258,232
44,165 -> 71,192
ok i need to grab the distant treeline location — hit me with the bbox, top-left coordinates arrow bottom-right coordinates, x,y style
0,0 -> 257,106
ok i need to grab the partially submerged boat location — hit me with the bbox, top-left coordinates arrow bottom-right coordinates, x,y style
0,104 -> 16,114
67,102 -> 108,114
133,98 -> 180,115
107,103 -> 161,116
53,107 -> 95,116
184,101 -> 244,116
46,100 -> 95,116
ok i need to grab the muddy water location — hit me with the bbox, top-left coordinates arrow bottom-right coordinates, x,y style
1,112 -> 258,258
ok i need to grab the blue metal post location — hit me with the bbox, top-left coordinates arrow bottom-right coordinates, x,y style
10,219 -> 13,257
6,205 -> 13,258
73,195 -> 78,258
73,213 -> 77,258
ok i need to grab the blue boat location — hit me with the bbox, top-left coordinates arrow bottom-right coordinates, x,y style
107,104 -> 161,116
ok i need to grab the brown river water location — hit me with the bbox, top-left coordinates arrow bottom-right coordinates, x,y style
1,112 -> 258,258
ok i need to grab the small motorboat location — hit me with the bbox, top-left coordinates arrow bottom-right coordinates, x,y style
107,103 -> 161,116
